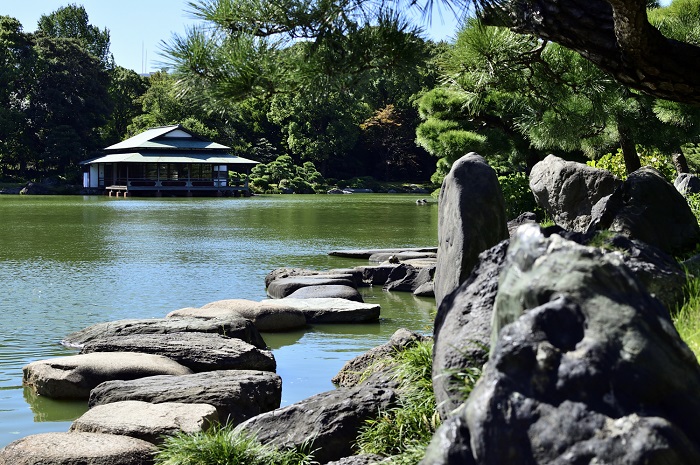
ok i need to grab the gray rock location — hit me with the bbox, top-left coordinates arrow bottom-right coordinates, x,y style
235,384 -> 397,464
80,333 -> 276,373
529,154 -> 621,232
424,226 -> 700,464
368,251 -> 437,263
589,166 -> 700,255
675,172 -> 700,195
70,400 -> 218,444
263,298 -> 380,324
432,240 -> 509,419
328,248 -> 437,259
434,152 -> 509,310
0,432 -> 157,465
23,352 -> 193,399
287,284 -> 364,302
332,328 -> 429,387
413,281 -> 434,297
168,299 -> 307,332
90,370 -> 282,425
356,264 -> 401,285
265,268 -> 363,288
267,276 -> 356,299
62,316 -> 266,349
325,455 -> 385,465
383,264 -> 435,293
506,211 -> 538,238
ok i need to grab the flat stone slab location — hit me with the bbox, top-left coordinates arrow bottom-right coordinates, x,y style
62,315 -> 266,349
267,276 -> 356,299
70,400 -> 218,444
0,432 -> 157,465
328,247 -> 437,258
80,332 -> 276,373
168,299 -> 307,332
90,370 -> 282,426
287,284 -> 363,302
263,298 -> 380,324
265,268 -> 363,288
23,352 -> 193,399
368,251 -> 438,263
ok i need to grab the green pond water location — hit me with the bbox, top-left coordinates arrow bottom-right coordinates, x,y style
0,194 -> 438,447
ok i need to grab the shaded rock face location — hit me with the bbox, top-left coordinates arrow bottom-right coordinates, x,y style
79,332 -> 276,373
529,154 -> 621,232
62,316 -> 267,349
432,240 -> 509,420
90,370 -> 282,425
332,328 -> 429,387
434,153 -> 509,309
383,264 -> 435,293
423,226 -> 700,464
23,352 -> 193,399
0,432 -> 157,465
235,384 -> 397,464
70,400 -> 218,444
590,166 -> 700,255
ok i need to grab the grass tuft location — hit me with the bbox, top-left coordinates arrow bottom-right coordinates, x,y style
154,425 -> 313,465
674,274 -> 700,360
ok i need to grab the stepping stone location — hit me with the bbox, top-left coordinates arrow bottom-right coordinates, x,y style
267,276 -> 356,299
80,332 -> 276,372
23,352 -> 193,399
265,298 -> 380,324
368,251 -> 437,263
62,315 -> 266,349
168,299 -> 307,332
328,247 -> 437,258
0,432 -> 156,465
70,400 -> 218,444
287,284 -> 363,302
90,369 -> 282,426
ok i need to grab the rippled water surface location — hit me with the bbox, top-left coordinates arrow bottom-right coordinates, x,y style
0,194 -> 437,447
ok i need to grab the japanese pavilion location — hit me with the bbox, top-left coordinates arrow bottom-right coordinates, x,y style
81,125 -> 258,197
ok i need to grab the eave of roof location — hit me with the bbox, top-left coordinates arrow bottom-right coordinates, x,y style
104,125 -> 230,152
80,152 -> 259,165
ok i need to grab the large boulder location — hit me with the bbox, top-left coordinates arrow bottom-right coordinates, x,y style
432,240 -> 509,419
23,352 -> 193,399
383,264 -> 435,293
590,166 -> 700,255
287,284 -> 364,302
434,153 -> 509,309
332,328 -> 429,387
0,432 -> 157,465
235,384 -> 397,464
79,333 -> 276,373
529,154 -> 621,232
267,276 -> 356,299
61,316 -> 266,349
70,400 -> 218,444
168,299 -> 307,332
264,298 -> 381,324
423,225 -> 700,464
90,370 -> 281,425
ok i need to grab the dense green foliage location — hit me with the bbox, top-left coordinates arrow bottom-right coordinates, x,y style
155,426 -> 313,465
586,147 -> 677,181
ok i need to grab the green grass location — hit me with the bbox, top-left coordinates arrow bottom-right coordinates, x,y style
674,274 -> 700,360
355,339 -> 476,465
154,425 -> 313,465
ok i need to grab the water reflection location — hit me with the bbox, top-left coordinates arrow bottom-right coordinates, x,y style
23,388 -> 88,422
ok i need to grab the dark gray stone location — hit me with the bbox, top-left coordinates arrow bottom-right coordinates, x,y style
287,284 -> 364,302
80,332 -> 275,373
325,455 -> 385,465
357,264 -> 401,285
413,280 -> 434,297
62,316 -> 266,349
434,153 -> 509,309
383,264 -> 434,293
90,370 -> 282,425
590,166 -> 700,255
675,172 -> 700,195
0,432 -> 157,465
529,154 -> 621,232
235,384 -> 397,464
332,328 -> 429,387
265,268 -> 362,288
507,211 -> 538,238
267,276 -> 356,299
267,298 -> 380,324
432,240 -> 509,419
424,226 -> 700,464
328,248 -> 437,259
368,251 -> 437,263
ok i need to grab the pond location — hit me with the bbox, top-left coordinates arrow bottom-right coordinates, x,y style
0,193 -> 438,447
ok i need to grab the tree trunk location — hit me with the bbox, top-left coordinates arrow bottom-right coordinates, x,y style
618,124 -> 641,175
484,0 -> 700,104
672,148 -> 690,175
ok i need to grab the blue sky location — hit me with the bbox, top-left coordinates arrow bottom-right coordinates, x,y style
2,1 -> 459,74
